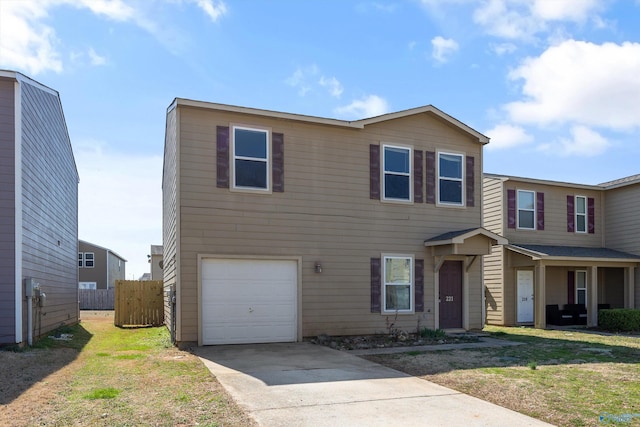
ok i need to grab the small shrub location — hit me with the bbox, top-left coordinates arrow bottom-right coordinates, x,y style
527,361 -> 537,370
598,309 -> 640,332
420,328 -> 446,339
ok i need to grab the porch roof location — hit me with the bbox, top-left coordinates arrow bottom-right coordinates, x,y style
507,244 -> 640,262
424,227 -> 508,246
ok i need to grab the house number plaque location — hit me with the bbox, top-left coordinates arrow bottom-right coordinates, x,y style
445,295 -> 454,302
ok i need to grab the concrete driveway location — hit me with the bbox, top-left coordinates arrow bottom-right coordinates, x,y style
194,342 -> 554,427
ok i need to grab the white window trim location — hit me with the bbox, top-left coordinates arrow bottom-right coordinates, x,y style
231,125 -> 271,193
381,253 -> 414,314
382,144 -> 413,203
84,252 -> 95,268
575,195 -> 587,234
436,151 -> 465,207
575,270 -> 587,306
517,189 -> 536,230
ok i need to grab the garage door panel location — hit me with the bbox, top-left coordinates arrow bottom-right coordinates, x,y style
201,258 -> 298,345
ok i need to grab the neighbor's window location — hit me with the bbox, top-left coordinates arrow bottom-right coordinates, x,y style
517,190 -> 535,230
383,145 -> 411,201
78,252 -> 84,268
438,152 -> 463,205
575,196 -> 587,233
232,126 -> 269,190
383,255 -> 413,313
576,270 -> 587,306
84,252 -> 95,268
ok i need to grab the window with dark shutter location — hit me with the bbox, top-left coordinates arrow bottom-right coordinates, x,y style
567,195 -> 575,232
415,259 -> 424,312
272,132 -> 284,192
216,126 -> 230,188
536,192 -> 545,230
466,156 -> 475,207
383,145 -> 411,201
414,150 -> 423,203
507,189 -> 516,229
370,258 -> 381,313
370,145 -> 380,200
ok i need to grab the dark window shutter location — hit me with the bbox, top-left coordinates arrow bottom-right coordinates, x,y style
370,258 -> 381,313
588,197 -> 595,234
567,271 -> 575,305
272,132 -> 284,192
413,150 -> 423,203
370,145 -> 380,200
536,192 -> 545,230
415,259 -> 424,312
466,156 -> 475,207
426,151 -> 435,204
216,126 -> 230,188
507,189 -> 516,229
567,195 -> 575,232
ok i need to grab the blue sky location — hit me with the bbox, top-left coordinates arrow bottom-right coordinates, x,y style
2,0 -> 640,278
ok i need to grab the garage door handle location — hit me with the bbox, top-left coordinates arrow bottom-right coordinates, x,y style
249,308 -> 254,313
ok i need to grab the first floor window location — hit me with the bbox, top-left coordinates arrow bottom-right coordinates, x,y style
438,152 -> 463,205
383,145 -> 411,201
383,255 -> 413,312
233,126 -> 269,190
78,252 -> 83,268
575,196 -> 587,233
517,190 -> 535,229
84,252 -> 95,268
576,270 -> 587,306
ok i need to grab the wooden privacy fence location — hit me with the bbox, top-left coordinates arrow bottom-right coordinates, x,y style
115,280 -> 164,327
79,289 -> 115,310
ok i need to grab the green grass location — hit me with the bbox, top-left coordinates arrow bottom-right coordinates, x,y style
84,387 -> 121,400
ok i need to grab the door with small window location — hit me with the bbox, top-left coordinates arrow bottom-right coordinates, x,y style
439,261 -> 463,329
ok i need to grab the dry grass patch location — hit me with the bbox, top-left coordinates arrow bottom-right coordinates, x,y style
365,326 -> 640,427
0,315 -> 254,427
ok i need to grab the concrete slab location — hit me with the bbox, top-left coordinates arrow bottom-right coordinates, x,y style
195,342 -> 554,427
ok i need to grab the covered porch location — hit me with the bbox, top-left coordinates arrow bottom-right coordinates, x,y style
506,244 -> 639,329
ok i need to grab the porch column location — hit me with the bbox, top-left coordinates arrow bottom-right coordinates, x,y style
625,267 -> 635,309
588,266 -> 598,327
534,263 -> 546,329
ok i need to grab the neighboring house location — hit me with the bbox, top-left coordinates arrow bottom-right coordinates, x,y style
0,71 -> 79,346
163,98 -> 505,346
150,244 -> 163,280
483,173 -> 639,329
78,240 -> 127,290
139,273 -> 152,281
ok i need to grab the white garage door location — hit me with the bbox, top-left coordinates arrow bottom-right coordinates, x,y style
201,258 -> 298,345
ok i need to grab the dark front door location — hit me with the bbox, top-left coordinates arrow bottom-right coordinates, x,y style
439,260 -> 463,329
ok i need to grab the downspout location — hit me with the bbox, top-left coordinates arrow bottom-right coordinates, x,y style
27,293 -> 32,346
106,250 -> 110,290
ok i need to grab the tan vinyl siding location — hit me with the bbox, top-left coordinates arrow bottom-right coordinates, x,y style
482,176 -> 505,325
604,184 -> 640,255
20,80 -> 79,340
0,78 -> 16,343
162,107 -> 178,334
175,106 -> 484,341
504,181 -> 603,246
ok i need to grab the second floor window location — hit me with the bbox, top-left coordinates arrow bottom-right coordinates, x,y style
383,145 -> 411,201
232,126 -> 269,191
438,152 -> 463,205
575,196 -> 587,233
517,190 -> 535,230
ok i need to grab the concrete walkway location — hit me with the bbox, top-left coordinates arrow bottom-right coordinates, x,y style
195,342 -> 554,427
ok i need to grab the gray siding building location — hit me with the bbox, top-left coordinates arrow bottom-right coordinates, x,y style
0,71 -> 79,345
78,240 -> 127,290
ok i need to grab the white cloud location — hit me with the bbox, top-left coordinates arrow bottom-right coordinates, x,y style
539,125 -> 610,157
491,42 -> 517,55
318,76 -> 343,98
335,95 -> 390,119
88,48 -> 107,66
506,40 -> 640,130
75,141 -> 162,279
431,36 -> 459,63
473,0 -> 603,41
484,123 -> 533,150
190,0 -> 227,22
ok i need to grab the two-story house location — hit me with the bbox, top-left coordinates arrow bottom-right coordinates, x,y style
162,99 -> 505,346
0,71 -> 79,346
483,174 -> 639,329
78,240 -> 127,290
